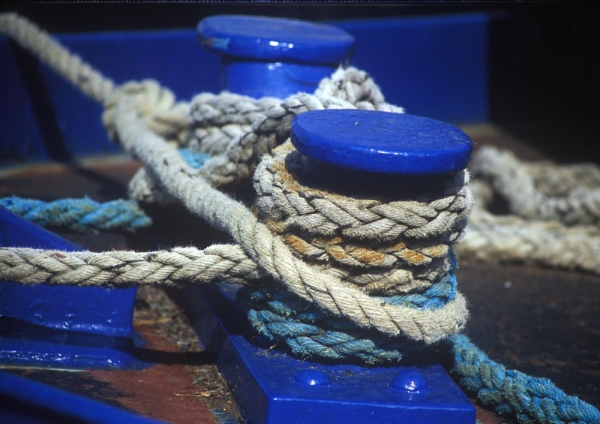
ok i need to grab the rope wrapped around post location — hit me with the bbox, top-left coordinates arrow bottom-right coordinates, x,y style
244,140 -> 471,362
1,12 -> 599,423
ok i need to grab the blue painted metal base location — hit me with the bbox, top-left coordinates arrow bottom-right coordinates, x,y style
183,284 -> 475,424
0,207 -> 144,370
0,371 -> 161,424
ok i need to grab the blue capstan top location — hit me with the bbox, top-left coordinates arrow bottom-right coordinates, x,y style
197,15 -> 355,64
291,110 -> 473,175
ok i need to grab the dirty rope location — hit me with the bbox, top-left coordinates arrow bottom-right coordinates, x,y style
0,12 -> 598,423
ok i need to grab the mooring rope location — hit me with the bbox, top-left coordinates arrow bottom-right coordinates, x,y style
0,197 -> 151,232
0,13 -> 598,423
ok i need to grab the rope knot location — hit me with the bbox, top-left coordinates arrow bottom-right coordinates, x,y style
243,140 -> 473,362
103,79 -> 189,144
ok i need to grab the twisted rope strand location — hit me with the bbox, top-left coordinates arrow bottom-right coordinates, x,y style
0,13 -> 115,104
451,334 -> 600,424
112,98 -> 468,343
0,245 -> 263,287
2,13 -> 598,422
471,146 -> 600,226
0,197 -> 151,232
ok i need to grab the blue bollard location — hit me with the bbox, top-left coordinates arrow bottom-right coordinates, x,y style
188,109 -> 476,423
186,16 -> 475,422
197,15 -> 355,99
0,202 -> 141,369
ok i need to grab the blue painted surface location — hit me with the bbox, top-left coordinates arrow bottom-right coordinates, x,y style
0,12 -> 487,163
198,15 -> 355,64
186,284 -> 475,424
198,15 -> 355,99
187,15 -> 474,423
221,60 -> 341,101
0,371 -> 162,424
332,13 -> 489,123
291,110 -> 473,175
0,207 -> 142,369
0,29 -> 220,162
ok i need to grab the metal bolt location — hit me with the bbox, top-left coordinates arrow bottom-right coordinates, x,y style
294,370 -> 330,387
390,369 -> 429,393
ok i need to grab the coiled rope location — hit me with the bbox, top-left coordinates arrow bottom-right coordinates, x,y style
0,12 -> 598,423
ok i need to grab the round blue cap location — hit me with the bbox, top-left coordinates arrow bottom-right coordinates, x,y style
197,15 -> 355,64
291,110 -> 473,175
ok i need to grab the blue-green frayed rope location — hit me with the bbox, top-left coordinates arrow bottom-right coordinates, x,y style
450,334 -> 600,423
244,254 -> 458,364
0,148 -> 207,233
178,148 -> 211,169
0,196 -> 151,232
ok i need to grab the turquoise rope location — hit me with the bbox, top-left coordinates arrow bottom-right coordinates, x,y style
450,334 -> 600,423
0,196 -> 151,232
243,253 -> 458,363
244,249 -> 600,422
178,148 -> 211,169
0,148 -> 207,233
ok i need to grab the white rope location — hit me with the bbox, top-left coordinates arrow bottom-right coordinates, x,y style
112,98 -> 468,343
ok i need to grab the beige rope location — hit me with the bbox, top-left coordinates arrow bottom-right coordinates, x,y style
0,12 -> 115,105
471,146 -> 600,226
111,98 -> 468,343
459,148 -> 600,275
0,245 -> 263,287
254,142 -> 471,296
128,67 -> 407,204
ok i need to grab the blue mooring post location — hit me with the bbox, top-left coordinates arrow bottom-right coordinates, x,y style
0,208 -> 142,369
197,15 -> 355,99
185,15 -> 476,424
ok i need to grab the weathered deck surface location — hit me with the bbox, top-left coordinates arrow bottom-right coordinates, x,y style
1,123 -> 598,423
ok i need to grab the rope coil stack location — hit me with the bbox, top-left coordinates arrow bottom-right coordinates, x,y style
245,141 -> 471,362
0,12 -> 599,423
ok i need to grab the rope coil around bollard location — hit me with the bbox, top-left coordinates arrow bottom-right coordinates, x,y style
0,12 -> 599,424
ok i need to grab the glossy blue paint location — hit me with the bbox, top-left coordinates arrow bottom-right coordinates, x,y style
198,15 -> 354,64
0,371 -> 162,424
0,207 -> 143,369
0,13 -> 488,164
391,369 -> 430,393
198,15 -> 355,99
185,284 -> 475,424
332,13 -> 489,123
186,15 -> 475,423
0,29 -> 220,162
295,370 -> 330,387
221,60 -> 339,101
291,110 -> 473,175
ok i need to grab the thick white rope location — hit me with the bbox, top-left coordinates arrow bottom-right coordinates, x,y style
458,147 -> 600,275
0,245 -> 263,286
111,98 -> 468,343
0,12 -> 115,104
4,10 -> 600,341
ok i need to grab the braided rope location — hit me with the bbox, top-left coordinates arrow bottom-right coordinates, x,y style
2,13 -> 599,421
460,147 -> 600,277
0,197 -> 151,232
128,66 -> 404,204
451,334 -> 600,423
112,98 -> 469,343
0,13 -> 115,104
471,146 -> 600,226
245,255 -> 459,363
0,245 -> 263,287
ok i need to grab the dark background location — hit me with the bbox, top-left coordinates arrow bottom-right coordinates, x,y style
1,2 -> 599,165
